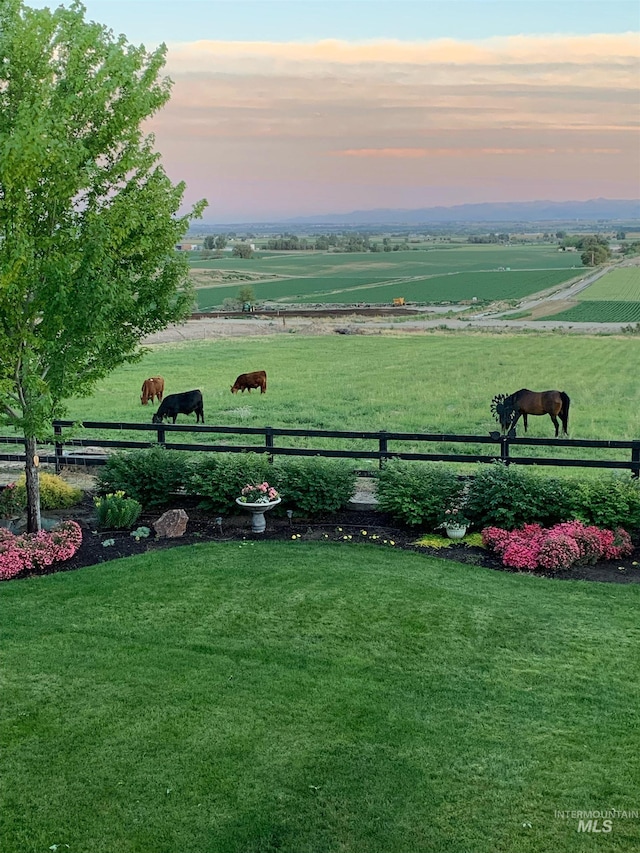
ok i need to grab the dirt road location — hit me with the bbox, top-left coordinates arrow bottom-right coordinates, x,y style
143,313 -> 630,344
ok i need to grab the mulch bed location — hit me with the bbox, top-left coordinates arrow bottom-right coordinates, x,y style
14,495 -> 640,585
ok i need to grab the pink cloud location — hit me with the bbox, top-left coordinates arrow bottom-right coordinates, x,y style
147,32 -> 640,217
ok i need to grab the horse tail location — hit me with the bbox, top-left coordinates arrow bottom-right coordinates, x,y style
560,391 -> 570,435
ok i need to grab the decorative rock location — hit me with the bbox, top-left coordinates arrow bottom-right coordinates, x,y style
153,509 -> 188,538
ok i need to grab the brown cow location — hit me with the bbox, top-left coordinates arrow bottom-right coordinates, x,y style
140,376 -> 165,405
230,370 -> 267,394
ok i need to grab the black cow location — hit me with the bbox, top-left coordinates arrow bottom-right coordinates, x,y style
152,390 -> 204,424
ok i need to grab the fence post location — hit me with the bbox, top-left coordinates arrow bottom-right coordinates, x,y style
54,422 -> 64,474
632,442 -> 640,478
157,426 -> 166,447
500,435 -> 510,465
378,431 -> 388,468
265,426 -> 274,463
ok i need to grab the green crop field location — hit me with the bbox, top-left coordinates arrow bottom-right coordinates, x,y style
540,301 -> 640,323
535,267 -> 640,322
579,268 -> 640,301
189,246 -> 580,309
291,270 -> 578,305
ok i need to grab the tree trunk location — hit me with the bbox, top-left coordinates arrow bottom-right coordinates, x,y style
24,436 -> 42,533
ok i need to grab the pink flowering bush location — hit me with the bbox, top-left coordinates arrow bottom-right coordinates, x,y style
482,520 -> 633,573
597,527 -> 633,560
0,520 -> 82,581
537,533 -> 582,571
481,526 -> 512,554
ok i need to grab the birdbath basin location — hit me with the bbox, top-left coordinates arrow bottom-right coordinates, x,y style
236,497 -> 281,533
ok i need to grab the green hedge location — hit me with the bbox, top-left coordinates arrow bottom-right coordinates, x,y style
375,460 -> 462,528
274,457 -> 357,515
95,448 -> 193,508
189,453 -> 273,513
95,449 -> 640,532
464,463 -> 574,530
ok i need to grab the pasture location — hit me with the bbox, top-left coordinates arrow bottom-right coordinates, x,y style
51,332 -> 640,470
65,333 -> 640,437
189,246 -> 580,308
536,266 -> 640,323
2,543 -> 639,853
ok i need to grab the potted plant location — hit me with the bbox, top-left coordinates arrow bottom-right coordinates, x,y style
438,500 -> 470,540
236,482 -> 281,533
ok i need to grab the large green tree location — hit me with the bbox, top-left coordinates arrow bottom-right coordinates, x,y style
0,0 -> 206,531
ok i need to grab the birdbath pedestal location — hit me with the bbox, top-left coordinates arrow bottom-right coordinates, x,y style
236,497 -> 281,534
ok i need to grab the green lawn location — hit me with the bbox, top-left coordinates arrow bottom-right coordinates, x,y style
2,543 -> 639,852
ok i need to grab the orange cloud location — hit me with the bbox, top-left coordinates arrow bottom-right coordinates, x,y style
165,33 -> 639,70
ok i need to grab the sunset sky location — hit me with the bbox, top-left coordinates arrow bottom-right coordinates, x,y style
31,1 -> 640,222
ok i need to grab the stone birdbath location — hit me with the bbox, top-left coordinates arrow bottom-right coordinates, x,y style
235,497 -> 281,533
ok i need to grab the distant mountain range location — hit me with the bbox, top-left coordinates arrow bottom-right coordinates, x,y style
282,198 -> 640,226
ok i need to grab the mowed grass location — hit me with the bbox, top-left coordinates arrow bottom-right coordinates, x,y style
190,246 -> 580,308
2,543 -> 639,853
536,267 -> 640,323
58,334 -> 640,459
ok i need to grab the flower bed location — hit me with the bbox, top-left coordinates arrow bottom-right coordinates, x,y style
0,521 -> 83,581
482,521 -> 633,573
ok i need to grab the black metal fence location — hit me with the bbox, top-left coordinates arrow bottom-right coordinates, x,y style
0,420 -> 639,477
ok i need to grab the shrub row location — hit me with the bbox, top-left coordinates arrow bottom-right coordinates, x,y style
96,449 -> 357,516
375,460 -> 640,531
95,450 -> 640,532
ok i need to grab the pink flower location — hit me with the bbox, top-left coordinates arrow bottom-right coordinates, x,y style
537,533 -> 581,572
238,482 -> 280,504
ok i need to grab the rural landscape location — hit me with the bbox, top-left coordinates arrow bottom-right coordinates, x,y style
2,1 -> 640,852
185,231 -> 640,323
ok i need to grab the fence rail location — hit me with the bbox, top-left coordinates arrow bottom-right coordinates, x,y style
0,420 -> 639,477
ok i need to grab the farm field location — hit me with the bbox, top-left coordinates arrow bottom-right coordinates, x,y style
535,266 -> 640,323
36,332 -> 640,471
189,246 -> 580,309
3,543 -> 639,853
579,267 -> 640,301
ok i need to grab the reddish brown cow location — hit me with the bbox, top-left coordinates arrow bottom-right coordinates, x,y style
230,370 -> 267,394
140,376 -> 165,405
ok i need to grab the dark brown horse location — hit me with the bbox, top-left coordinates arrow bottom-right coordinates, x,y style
491,389 -> 570,437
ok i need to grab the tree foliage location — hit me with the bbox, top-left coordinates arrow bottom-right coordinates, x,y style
0,0 -> 206,528
232,243 -> 253,259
